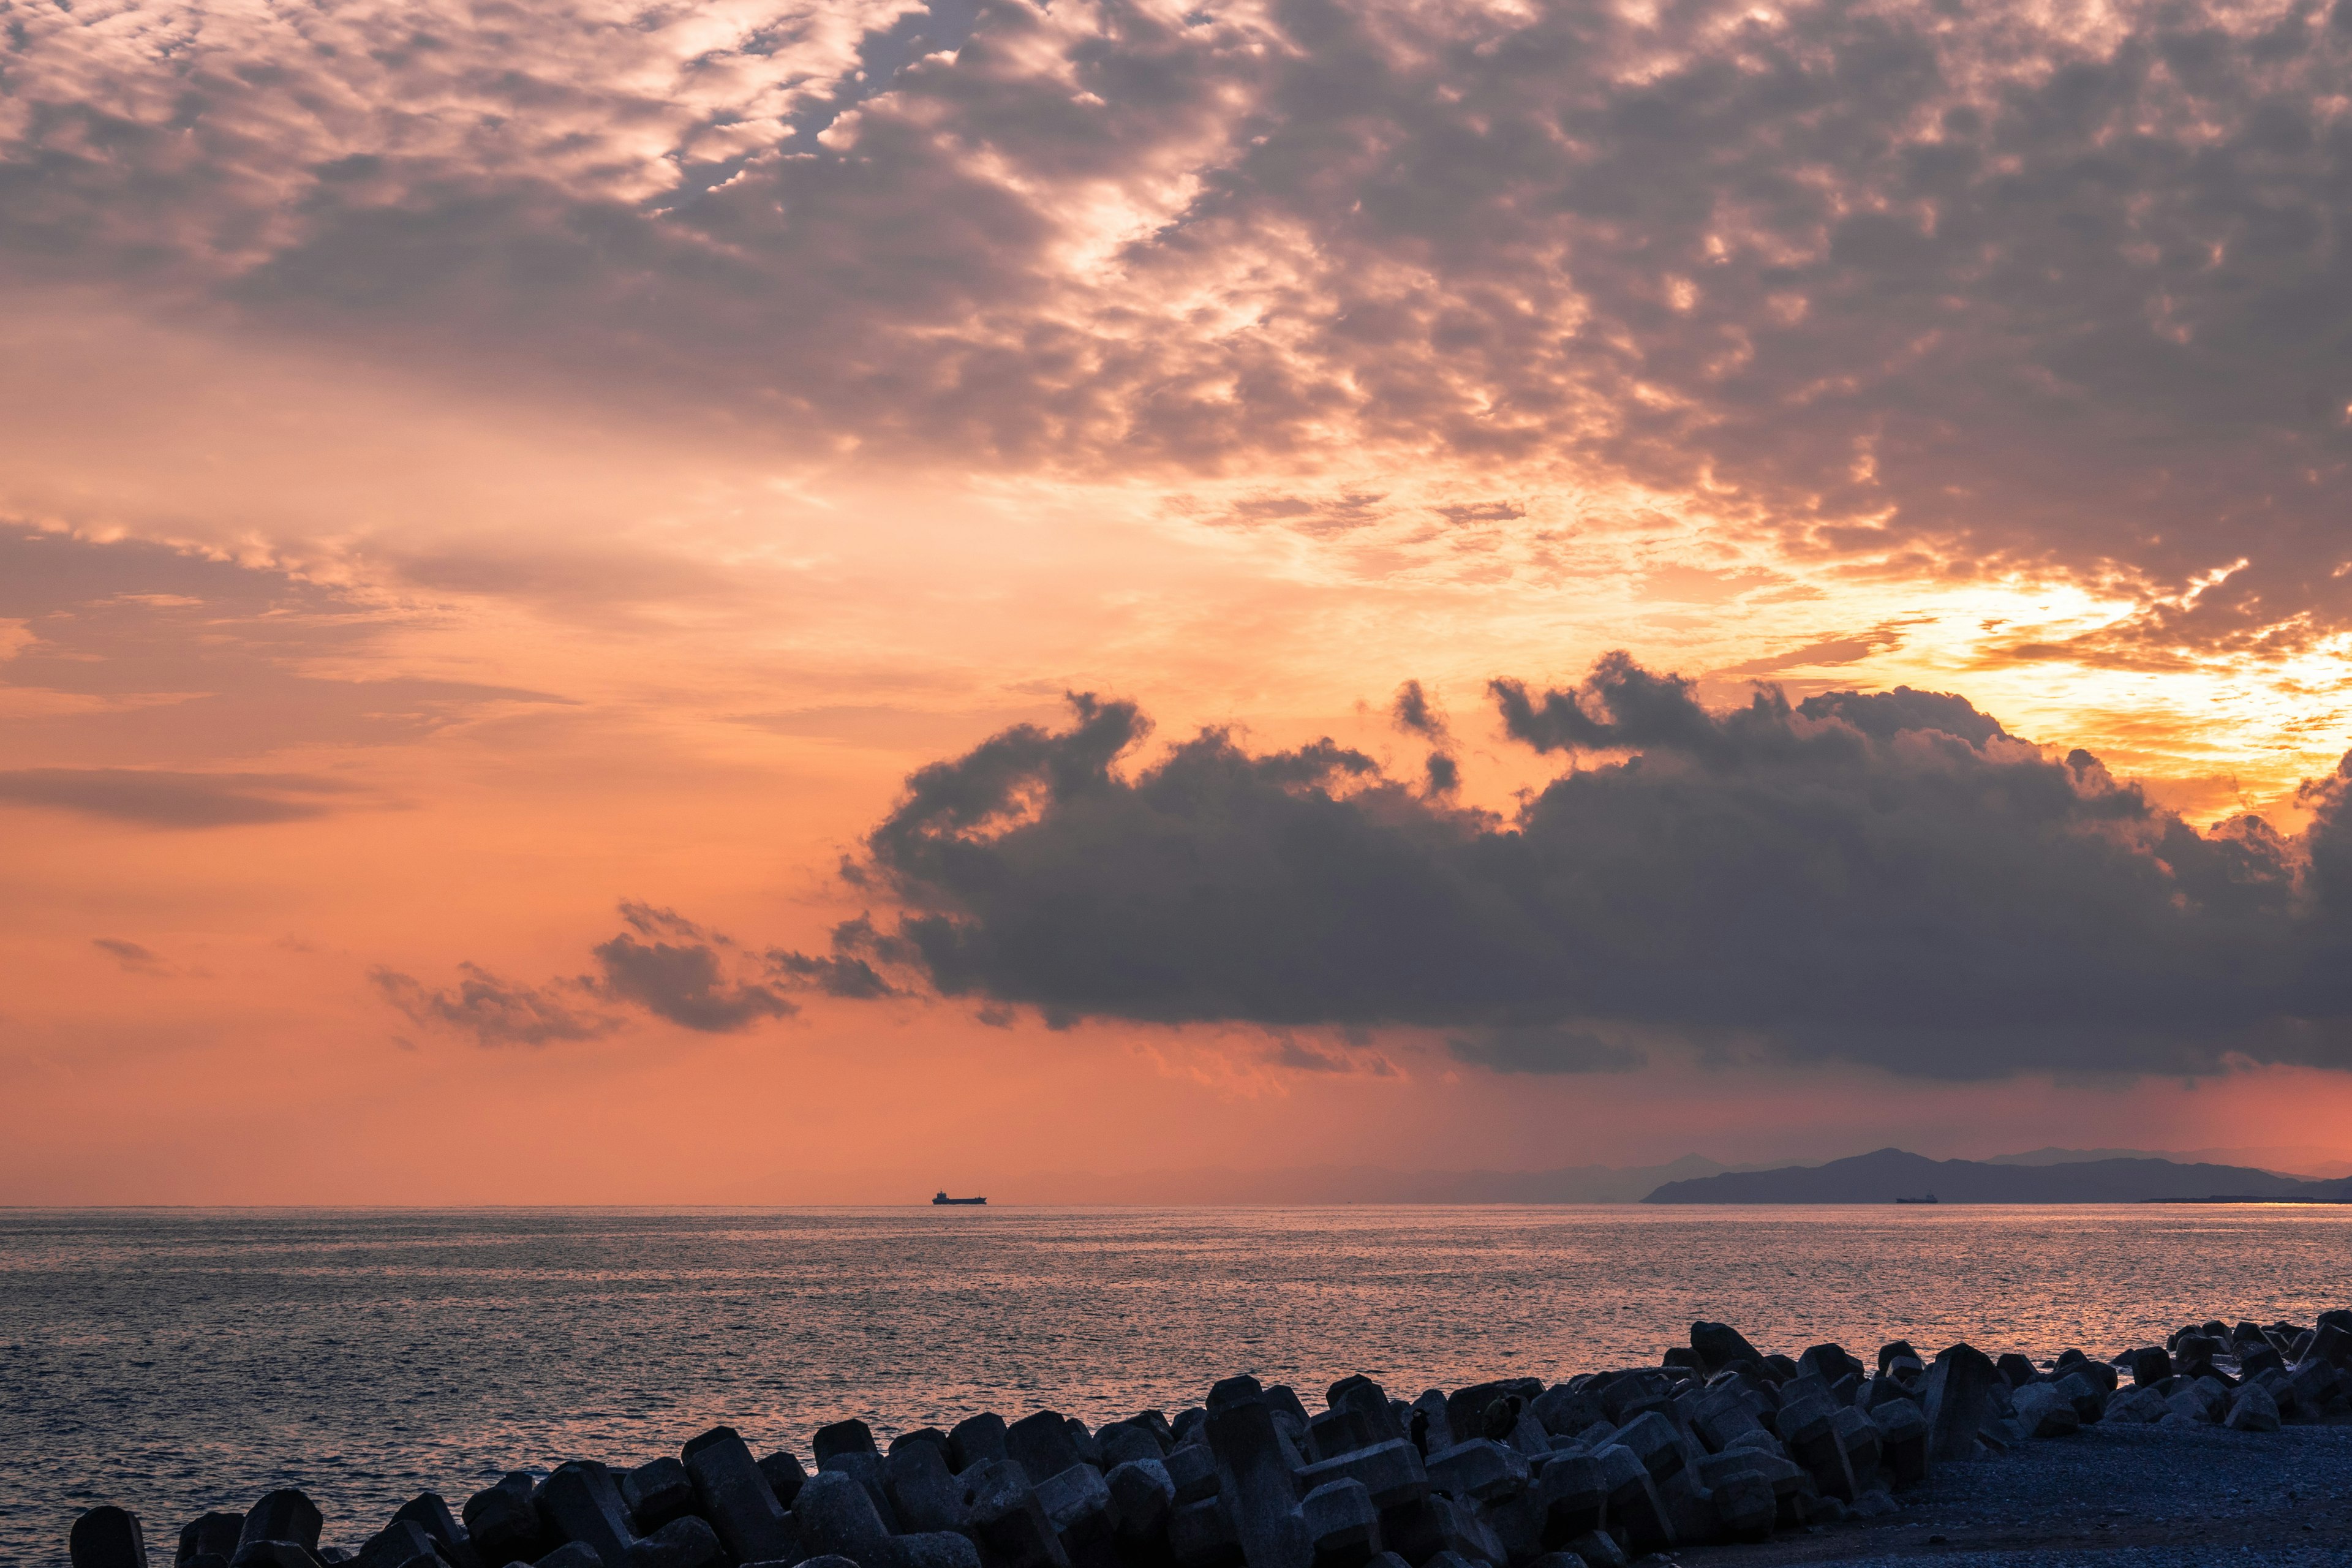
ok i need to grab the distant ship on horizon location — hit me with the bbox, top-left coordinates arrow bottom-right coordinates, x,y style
1895,1194 -> 1939,1204
932,1191 -> 987,1205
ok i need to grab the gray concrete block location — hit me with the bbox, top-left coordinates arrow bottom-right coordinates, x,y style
1294,1442 -> 1426,1513
623,1462 -> 696,1535
1690,1322 -> 1763,1374
462,1478 -> 538,1568
535,1464 -> 638,1567
1424,1441 -> 1527,1504
361,1518 -> 446,1568
1529,1453 -> 1605,1549
1106,1459 -> 1175,1544
1556,1534 -> 1624,1568
1204,1400 -> 1308,1568
1422,1496 -> 1502,1568
1007,1413 -> 1086,1488
795,1471 -> 891,1560
874,1532 -> 988,1568
1592,1446 -> 1672,1557
758,1453 -> 807,1510
1775,1392 -> 1855,1500
1610,1414 -> 1682,1487
619,1518 -> 720,1568
74,1508 -> 149,1568
1921,1345 -> 2002,1463
1300,1480 -> 1378,1568
180,1513 -> 246,1567
888,1435 -> 969,1534
820,1449 -> 902,1532
1034,1464 -> 1116,1568
960,1458 -> 1072,1568
1306,1408 -> 1386,1463
238,1494 -> 324,1560
1164,1443 -> 1219,1506
227,1547 -> 314,1568
680,1428 -> 793,1566
813,1422 -> 880,1466
1098,1423 -> 1165,1472
1167,1499 -> 1239,1568
1711,1472 -> 1773,1544
2226,1381 -> 2282,1431
1653,1469 -> 1716,1548
952,1415 -> 1012,1474
1828,1404 -> 1880,1483
2011,1383 -> 2081,1438
1529,1387 -> 1603,1441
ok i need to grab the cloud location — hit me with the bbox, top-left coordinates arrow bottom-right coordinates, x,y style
379,900 -> 894,1044
616,901 -> 728,943
372,963 -> 620,1047
825,661 -> 2352,1077
0,526 -> 567,758
1492,657 -> 2019,763
92,938 -> 167,975
590,906 -> 798,1031
611,903 -> 882,1014
1446,1027 -> 1645,1076
1265,1031 -> 1398,1076
7,1 -> 2350,650
1392,680 -> 1460,794
1710,622 -> 1920,679
1391,680 -> 1449,742
767,914 -> 910,1000
0,768 -> 358,827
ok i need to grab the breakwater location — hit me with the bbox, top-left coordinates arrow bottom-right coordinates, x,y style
67,1309 -> 2352,1568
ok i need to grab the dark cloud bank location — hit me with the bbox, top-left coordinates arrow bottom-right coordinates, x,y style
809,656 -> 2352,1078
392,655 -> 2352,1077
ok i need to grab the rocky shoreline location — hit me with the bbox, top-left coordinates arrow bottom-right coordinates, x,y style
67,1311 -> 2352,1568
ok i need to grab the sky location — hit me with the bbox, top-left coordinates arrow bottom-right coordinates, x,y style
6,0 -> 2352,1202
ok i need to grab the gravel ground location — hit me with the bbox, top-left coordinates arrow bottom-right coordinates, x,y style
1667,1420 -> 2352,1567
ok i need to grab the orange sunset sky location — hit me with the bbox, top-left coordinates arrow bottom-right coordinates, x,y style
7,0 -> 2352,1202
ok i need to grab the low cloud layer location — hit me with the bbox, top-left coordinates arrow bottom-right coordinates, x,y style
0,525 -> 567,764
590,903 -> 798,1033
377,902 -> 845,1044
6,0 -> 2350,654
92,938 -> 167,976
374,963 -> 622,1047
821,658 -> 2352,1077
0,767 -> 358,827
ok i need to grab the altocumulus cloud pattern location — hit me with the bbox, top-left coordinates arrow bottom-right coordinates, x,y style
5,0 -> 2349,657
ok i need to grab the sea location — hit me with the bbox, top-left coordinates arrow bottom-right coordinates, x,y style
4,1204 -> 2349,1564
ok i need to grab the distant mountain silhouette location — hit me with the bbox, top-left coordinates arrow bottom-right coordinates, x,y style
1986,1145 -> 2352,1180
1643,1147 -> 2352,1204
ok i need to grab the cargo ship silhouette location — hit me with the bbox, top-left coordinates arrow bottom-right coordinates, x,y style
932,1191 -> 987,1205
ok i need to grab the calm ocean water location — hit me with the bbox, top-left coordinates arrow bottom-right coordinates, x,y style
4,1204 -> 2348,1562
